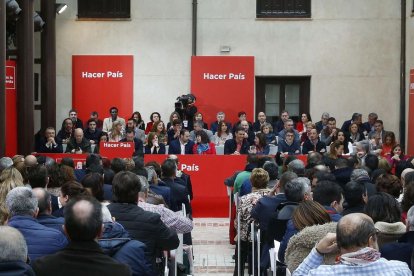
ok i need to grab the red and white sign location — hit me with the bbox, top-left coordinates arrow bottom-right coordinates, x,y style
144,154 -> 246,217
191,56 -> 255,126
408,69 -> 414,155
99,141 -> 134,159
4,60 -> 17,157
72,55 -> 133,123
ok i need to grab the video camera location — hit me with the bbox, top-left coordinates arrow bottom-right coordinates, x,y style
175,94 -> 196,110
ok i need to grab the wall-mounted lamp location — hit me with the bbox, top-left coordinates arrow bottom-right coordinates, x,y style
55,3 -> 68,14
34,12 -> 45,32
6,0 -> 22,20
220,46 -> 231,53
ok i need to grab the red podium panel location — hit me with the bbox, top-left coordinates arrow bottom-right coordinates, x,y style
99,141 -> 134,159
72,55 -> 133,122
191,56 -> 255,126
144,155 -> 246,217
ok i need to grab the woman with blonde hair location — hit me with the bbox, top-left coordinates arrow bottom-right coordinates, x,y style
108,120 -> 124,142
0,167 -> 24,224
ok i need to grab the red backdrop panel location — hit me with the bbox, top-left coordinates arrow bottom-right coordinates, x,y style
408,69 -> 414,155
144,155 -> 246,218
191,56 -> 255,127
5,60 -> 17,157
72,55 -> 133,123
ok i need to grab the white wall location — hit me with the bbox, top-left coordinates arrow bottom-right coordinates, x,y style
55,0 -> 402,137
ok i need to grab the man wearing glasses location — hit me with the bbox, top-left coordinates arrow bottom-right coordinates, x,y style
293,213 -> 411,275
102,106 -> 125,133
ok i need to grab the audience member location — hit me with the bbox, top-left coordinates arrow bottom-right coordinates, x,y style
314,112 -> 329,133
36,127 -> 63,153
6,187 -> 67,261
365,192 -> 406,247
362,112 -> 378,133
103,106 -> 126,134
224,127 -> 250,155
320,117 -> 337,145
56,118 -> 74,144
302,128 -> 326,154
278,129 -> 301,156
144,132 -> 166,154
278,119 -> 300,142
252,111 -> 269,133
33,197 -> 131,276
0,226 -> 34,275
107,171 -> 179,271
65,128 -> 92,154
84,118 -> 103,145
68,109 -> 83,129
293,213 -> 411,275
120,129 -> 144,157
342,181 -> 367,215
273,110 -> 289,133
312,180 -> 343,221
32,188 -> 65,233
90,111 -> 103,129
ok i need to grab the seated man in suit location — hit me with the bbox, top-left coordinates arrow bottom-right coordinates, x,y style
224,126 -> 250,155
36,127 -> 63,153
168,129 -> 194,154
120,129 -> 144,157
33,197 -> 131,276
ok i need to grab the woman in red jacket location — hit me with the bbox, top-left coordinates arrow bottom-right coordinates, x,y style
193,130 -> 216,155
145,112 -> 161,134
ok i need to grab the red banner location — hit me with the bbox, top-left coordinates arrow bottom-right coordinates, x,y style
191,56 -> 255,126
99,141 -> 134,159
408,69 -> 414,155
5,60 -> 17,157
72,55 -> 133,123
144,154 -> 246,217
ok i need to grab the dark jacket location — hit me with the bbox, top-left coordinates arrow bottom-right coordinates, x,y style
0,261 -> 35,276
160,178 -> 191,214
168,139 -> 194,155
32,240 -> 131,276
380,231 -> 414,269
144,143 -> 166,154
150,183 -> 172,208
107,203 -> 179,267
120,138 -> 144,156
84,128 -> 102,144
103,184 -> 113,201
36,137 -> 63,153
277,139 -> 301,154
65,137 -> 92,153
223,138 -> 250,155
251,193 -> 288,233
301,139 -> 326,154
36,214 -> 65,234
210,121 -> 232,134
8,216 -> 68,262
98,222 -> 153,276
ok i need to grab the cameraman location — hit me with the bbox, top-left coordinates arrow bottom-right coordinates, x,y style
175,94 -> 197,131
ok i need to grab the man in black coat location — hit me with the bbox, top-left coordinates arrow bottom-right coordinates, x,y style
33,197 -> 131,276
36,127 -> 63,153
107,171 -> 179,272
168,129 -> 194,155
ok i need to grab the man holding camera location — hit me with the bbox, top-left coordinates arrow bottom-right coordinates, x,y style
175,94 -> 197,131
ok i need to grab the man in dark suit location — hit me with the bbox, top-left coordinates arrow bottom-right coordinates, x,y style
160,159 -> 191,214
36,127 -> 63,153
362,112 -> 378,133
224,127 -> 250,155
168,129 -> 194,154
33,197 -> 131,276
120,129 -> 144,157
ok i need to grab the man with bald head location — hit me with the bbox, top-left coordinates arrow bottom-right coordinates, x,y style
65,128 -> 92,154
293,213 -> 411,275
33,197 -> 131,276
24,155 -> 38,168
253,111 -> 269,133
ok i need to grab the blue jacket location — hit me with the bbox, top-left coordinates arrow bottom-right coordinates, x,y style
37,214 -> 65,234
103,183 -> 113,201
99,222 -> 154,276
149,183 -> 172,208
277,139 -> 301,154
0,261 -> 35,276
168,139 -> 194,154
8,216 -> 68,262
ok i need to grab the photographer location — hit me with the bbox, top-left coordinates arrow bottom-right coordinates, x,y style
175,94 -> 197,131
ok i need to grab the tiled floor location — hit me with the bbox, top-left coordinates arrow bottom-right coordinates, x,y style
192,218 -> 235,275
